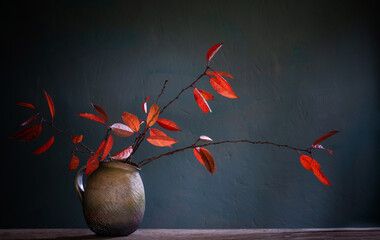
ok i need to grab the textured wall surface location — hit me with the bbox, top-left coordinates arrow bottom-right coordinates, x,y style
1,0 -> 379,228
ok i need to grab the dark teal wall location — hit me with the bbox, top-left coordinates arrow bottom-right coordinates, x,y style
1,0 -> 379,228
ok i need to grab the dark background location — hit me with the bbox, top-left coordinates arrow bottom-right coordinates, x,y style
1,0 -> 379,229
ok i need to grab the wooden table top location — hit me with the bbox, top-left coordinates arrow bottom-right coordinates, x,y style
1,228 -> 380,240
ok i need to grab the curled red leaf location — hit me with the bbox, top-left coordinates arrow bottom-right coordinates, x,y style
92,103 -> 109,122
313,131 -> 339,146
156,119 -> 181,131
111,146 -> 133,160
16,102 -> 35,110
72,135 -> 83,144
20,116 -> 37,127
311,144 -> 333,155
207,43 -> 223,62
69,154 -> 79,171
147,128 -> 178,147
193,147 -> 216,175
77,113 -> 105,124
44,91 -> 55,119
194,88 -> 212,113
32,136 -> 54,155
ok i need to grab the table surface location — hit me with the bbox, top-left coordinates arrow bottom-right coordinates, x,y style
1,228 -> 380,240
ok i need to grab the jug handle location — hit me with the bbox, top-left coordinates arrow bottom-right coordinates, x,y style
75,165 -> 87,203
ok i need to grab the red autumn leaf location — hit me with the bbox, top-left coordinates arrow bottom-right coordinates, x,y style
156,119 -> 181,131
206,71 -> 234,79
32,136 -> 54,155
194,88 -> 212,113
122,112 -> 140,132
101,135 -> 113,161
86,156 -> 99,175
9,126 -> 35,139
21,124 -> 42,142
110,123 -> 134,137
313,131 -> 339,145
93,140 -> 106,160
77,113 -> 105,124
198,89 -> 214,101
44,90 -> 55,119
147,103 -> 159,127
311,144 -> 333,155
300,155 -> 321,171
206,43 -> 223,62
199,135 -> 213,142
147,129 -> 178,147
92,103 -> 109,122
111,145 -> 133,160
300,154 -> 313,171
21,116 -> 37,127
72,135 -> 83,144
193,147 -> 217,171
16,102 -> 35,110
193,147 -> 216,175
69,154 -> 79,171
311,161 -> 331,186
210,72 -> 239,98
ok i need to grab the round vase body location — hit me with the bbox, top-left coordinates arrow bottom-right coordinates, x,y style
76,161 -> 145,237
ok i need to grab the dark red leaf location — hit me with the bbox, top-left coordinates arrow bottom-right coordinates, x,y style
111,146 -> 133,160
77,113 -> 105,124
101,135 -> 113,161
122,112 -> 140,132
193,147 -> 216,175
207,43 -> 223,62
32,136 -> 54,155
16,102 -> 35,110
44,90 -> 55,119
156,119 -> 181,131
72,135 -> 83,144
92,103 -> 109,122
194,88 -> 212,113
20,124 -> 42,142
20,116 -> 37,127
9,126 -> 35,139
69,154 -> 79,171
313,131 -> 339,145
210,72 -> 239,98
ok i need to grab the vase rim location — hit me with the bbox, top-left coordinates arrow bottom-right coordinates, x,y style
102,160 -> 141,172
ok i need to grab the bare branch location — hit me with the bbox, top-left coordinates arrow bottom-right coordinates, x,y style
138,140 -> 311,167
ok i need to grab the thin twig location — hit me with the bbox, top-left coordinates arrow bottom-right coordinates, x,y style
160,66 -> 209,115
156,80 -> 168,104
138,140 -> 310,167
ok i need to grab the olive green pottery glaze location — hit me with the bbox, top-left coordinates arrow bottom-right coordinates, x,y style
75,161 -> 145,237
